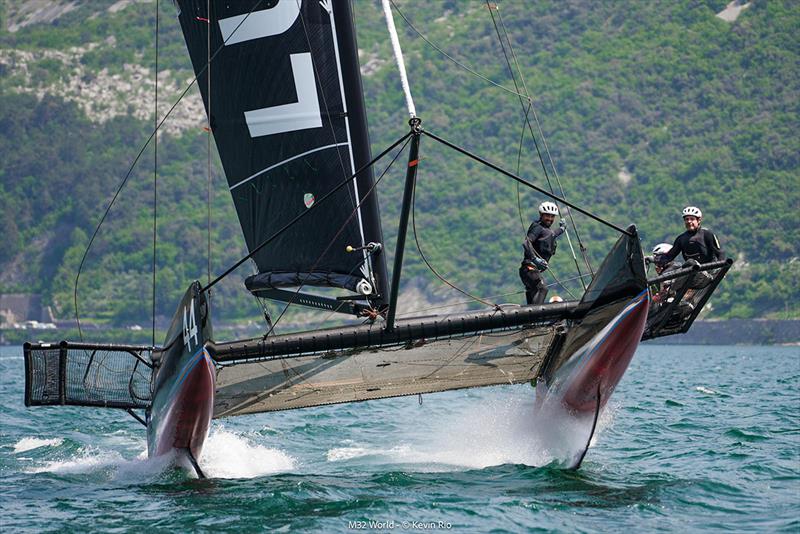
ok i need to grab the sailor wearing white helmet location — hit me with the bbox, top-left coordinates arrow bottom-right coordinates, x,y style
657,206 -> 725,266
520,201 -> 566,305
651,243 -> 677,275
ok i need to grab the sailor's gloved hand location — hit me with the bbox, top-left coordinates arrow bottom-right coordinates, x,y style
645,255 -> 654,264
559,219 -> 567,230
533,257 -> 548,271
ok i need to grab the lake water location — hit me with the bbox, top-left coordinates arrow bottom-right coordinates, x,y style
1,344 -> 798,532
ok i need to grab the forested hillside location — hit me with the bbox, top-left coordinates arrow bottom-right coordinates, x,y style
0,0 -> 797,332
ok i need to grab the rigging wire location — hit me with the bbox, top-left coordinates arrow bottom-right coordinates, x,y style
423,129 -> 633,236
202,131 -> 412,293
512,102 -> 579,299
485,2 -> 586,290
151,0 -> 159,347
387,0 -> 527,100
260,137 -> 412,337
410,163 -> 499,310
394,272 -> 592,319
206,0 -> 212,286
491,3 -> 593,277
73,0 -> 267,340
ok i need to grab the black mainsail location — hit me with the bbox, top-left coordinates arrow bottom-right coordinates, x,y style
175,0 -> 388,301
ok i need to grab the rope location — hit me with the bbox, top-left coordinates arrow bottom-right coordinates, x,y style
411,164 -> 499,310
491,3 -> 593,277
73,0 -> 267,340
486,2 -> 586,290
388,0 -> 527,100
151,0 -> 158,347
260,137 -> 411,337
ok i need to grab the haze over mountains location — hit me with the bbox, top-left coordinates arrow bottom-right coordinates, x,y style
0,0 -> 797,330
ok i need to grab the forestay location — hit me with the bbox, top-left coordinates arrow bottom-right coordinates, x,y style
175,0 -> 387,298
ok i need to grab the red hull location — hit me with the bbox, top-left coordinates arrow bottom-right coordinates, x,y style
150,349 -> 216,459
554,291 -> 650,414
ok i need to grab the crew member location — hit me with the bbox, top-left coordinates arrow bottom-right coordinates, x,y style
520,201 -> 565,305
649,243 -> 678,307
658,206 -> 725,265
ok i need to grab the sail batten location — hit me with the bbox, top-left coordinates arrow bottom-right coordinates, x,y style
175,0 -> 388,300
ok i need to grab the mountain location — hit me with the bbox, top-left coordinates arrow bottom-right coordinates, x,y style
0,0 -> 797,332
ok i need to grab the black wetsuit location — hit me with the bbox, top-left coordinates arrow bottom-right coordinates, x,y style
661,228 -> 725,265
520,220 -> 565,305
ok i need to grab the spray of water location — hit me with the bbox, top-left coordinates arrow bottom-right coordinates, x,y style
21,427 -> 295,481
198,427 -> 295,479
13,437 -> 63,453
326,387 -> 615,470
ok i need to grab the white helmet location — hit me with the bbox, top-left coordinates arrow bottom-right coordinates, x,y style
682,206 -> 702,218
652,243 -> 672,256
538,201 -> 559,215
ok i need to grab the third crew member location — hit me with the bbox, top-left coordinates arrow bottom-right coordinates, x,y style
520,201 -> 565,305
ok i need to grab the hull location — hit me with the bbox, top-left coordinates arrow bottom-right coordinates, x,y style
545,290 -> 649,414
147,347 -> 216,459
537,226 -> 649,415
146,282 -> 214,464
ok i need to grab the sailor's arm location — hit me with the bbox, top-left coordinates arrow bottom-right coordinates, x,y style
660,235 -> 683,264
704,229 -> 725,261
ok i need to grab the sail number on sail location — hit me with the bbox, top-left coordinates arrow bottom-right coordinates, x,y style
218,1 -> 322,137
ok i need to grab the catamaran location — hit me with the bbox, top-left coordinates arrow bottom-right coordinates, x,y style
23,0 -> 731,476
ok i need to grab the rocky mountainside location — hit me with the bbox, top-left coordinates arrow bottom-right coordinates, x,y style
0,0 -> 797,332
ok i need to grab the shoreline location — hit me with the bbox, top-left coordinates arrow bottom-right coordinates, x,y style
643,319 -> 799,346
2,318 -> 798,347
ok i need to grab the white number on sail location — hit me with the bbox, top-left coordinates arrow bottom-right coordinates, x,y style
183,298 -> 198,352
218,2 -> 322,138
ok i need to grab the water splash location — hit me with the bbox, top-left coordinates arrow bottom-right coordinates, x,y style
325,387 -> 614,471
13,437 -> 64,453
198,427 -> 295,479
22,429 -> 296,481
26,446 -> 126,475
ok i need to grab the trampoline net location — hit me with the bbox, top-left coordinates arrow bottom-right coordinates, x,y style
24,342 -> 153,409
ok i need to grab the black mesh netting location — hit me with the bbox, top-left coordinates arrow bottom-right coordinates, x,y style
25,342 -> 153,409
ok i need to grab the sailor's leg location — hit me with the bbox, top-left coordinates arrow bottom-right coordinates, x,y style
519,266 -> 536,304
531,272 -> 548,304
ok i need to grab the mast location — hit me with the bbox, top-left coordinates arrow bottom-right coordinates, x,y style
386,118 -> 422,330
334,0 -> 390,308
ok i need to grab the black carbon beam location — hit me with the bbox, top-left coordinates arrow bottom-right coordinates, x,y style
386,119 -> 422,331
207,301 -> 578,363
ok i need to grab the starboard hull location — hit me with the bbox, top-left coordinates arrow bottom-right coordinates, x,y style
146,282 -> 214,468
147,348 -> 215,459
542,290 -> 650,414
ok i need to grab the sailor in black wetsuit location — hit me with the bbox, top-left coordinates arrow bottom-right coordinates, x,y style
658,206 -> 725,265
520,201 -> 565,305
657,206 -> 725,290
